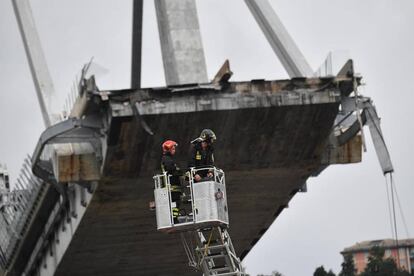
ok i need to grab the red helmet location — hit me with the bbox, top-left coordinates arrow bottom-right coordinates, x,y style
162,140 -> 178,153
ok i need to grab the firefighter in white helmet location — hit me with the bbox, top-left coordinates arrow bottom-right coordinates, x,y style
188,129 -> 216,182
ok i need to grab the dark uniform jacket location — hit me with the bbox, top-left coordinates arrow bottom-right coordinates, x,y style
161,153 -> 182,186
188,142 -> 214,176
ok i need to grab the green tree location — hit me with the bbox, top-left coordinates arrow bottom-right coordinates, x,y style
339,254 -> 356,276
360,246 -> 402,276
327,269 -> 336,276
314,266 -> 336,276
314,266 -> 328,276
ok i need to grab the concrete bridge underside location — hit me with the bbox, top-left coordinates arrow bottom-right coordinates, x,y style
50,77 -> 358,275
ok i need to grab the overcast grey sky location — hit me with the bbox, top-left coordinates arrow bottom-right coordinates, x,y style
0,0 -> 413,275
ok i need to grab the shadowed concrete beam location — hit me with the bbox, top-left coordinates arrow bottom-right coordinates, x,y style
155,0 -> 208,85
245,0 -> 313,78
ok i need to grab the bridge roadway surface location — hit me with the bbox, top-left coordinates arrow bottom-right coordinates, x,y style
46,76 -> 355,275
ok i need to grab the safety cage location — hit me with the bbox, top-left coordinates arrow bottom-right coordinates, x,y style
153,167 -> 229,233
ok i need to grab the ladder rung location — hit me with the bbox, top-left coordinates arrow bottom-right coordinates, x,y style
204,253 -> 226,259
215,272 -> 242,276
194,227 -> 244,276
211,266 -> 231,273
202,239 -> 221,246
196,244 -> 225,251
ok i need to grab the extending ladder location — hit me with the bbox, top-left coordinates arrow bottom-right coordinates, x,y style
194,226 -> 245,276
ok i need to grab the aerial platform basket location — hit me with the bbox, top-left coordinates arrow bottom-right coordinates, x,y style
153,167 -> 229,233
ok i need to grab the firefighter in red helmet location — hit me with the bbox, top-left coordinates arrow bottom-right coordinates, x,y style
161,140 -> 182,222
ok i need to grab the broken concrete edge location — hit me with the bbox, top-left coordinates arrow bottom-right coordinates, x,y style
337,59 -> 354,78
320,135 -> 362,165
98,74 -> 360,101
212,59 -> 233,84
103,76 -> 359,119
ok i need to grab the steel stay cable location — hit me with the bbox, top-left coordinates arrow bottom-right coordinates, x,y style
389,173 -> 400,268
389,173 -> 411,239
384,175 -> 395,240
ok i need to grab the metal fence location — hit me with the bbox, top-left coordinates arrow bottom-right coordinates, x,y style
0,156 -> 45,270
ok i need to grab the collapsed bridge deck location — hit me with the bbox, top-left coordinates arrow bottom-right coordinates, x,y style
6,72 -> 362,275
53,75 -> 360,275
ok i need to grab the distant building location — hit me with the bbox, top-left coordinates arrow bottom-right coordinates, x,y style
0,165 -> 29,223
0,165 -> 10,208
342,239 -> 414,274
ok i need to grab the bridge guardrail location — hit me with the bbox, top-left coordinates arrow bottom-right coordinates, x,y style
0,156 -> 45,271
